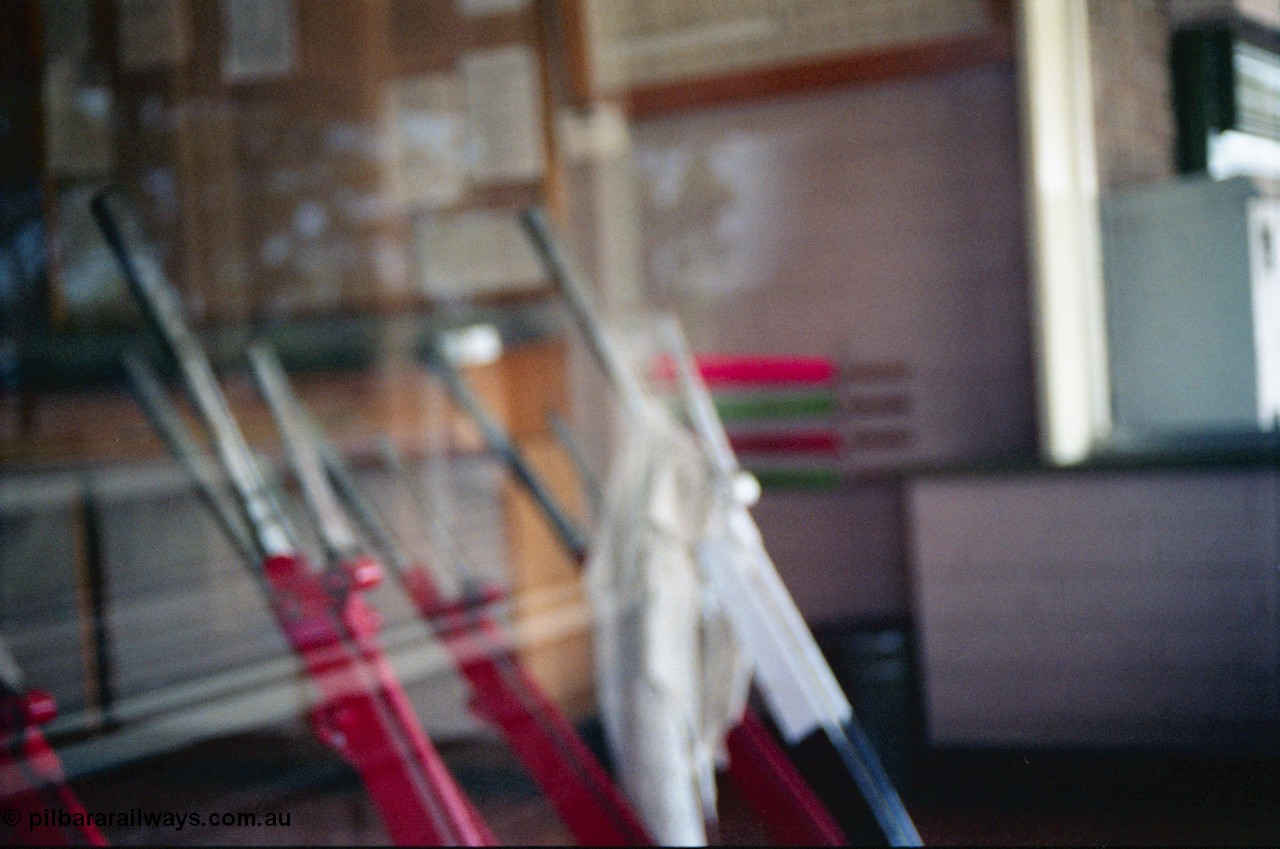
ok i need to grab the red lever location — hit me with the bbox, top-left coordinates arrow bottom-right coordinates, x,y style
0,688 -> 108,846
341,555 -> 384,592
23,690 -> 58,727
264,552 -> 494,846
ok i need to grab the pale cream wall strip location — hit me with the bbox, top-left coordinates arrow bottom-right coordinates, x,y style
1017,0 -> 1111,463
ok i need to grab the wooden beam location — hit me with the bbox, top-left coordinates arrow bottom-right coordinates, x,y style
624,31 -> 1014,120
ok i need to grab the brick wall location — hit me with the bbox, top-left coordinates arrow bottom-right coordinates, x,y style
1089,0 -> 1177,190
1170,0 -> 1280,29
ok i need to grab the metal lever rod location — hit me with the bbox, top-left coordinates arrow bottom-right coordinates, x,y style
546,411 -> 603,517
122,350 -> 259,569
244,345 -> 499,845
375,437 -> 478,595
519,208 -> 646,414
247,343 -> 363,565
367,437 -> 654,846
424,343 -> 590,562
248,345 -> 472,595
92,194 -> 292,560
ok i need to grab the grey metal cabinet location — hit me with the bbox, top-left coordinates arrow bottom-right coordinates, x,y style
1102,175 -> 1280,440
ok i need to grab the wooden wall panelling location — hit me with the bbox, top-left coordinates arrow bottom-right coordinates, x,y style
536,0 -> 596,110
232,84 -> 405,316
580,0 -> 1015,118
18,0 -> 589,714
23,0 -> 577,328
227,0 -> 411,316
34,0 -> 567,326
495,336 -> 593,715
501,436 -> 594,717
624,27 -> 1016,119
106,0 -> 248,325
0,353 -> 498,468
389,0 -> 462,76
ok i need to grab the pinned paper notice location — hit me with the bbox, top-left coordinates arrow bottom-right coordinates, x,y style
116,0 -> 190,70
385,74 -> 469,209
221,0 -> 298,82
461,46 -> 546,184
416,210 -> 544,298
457,0 -> 529,16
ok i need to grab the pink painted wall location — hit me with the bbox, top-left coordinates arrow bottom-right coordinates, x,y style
630,64 -> 1036,622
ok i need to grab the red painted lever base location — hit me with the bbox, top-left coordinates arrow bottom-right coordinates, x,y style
264,554 -> 495,847
401,568 -> 652,846
725,710 -> 847,846
0,692 -> 108,846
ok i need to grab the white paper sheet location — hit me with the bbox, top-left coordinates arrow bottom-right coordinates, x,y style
220,0 -> 297,82
385,74 -> 469,209
457,0 -> 529,17
461,45 -> 546,183
116,0 -> 190,70
416,210 -> 545,298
